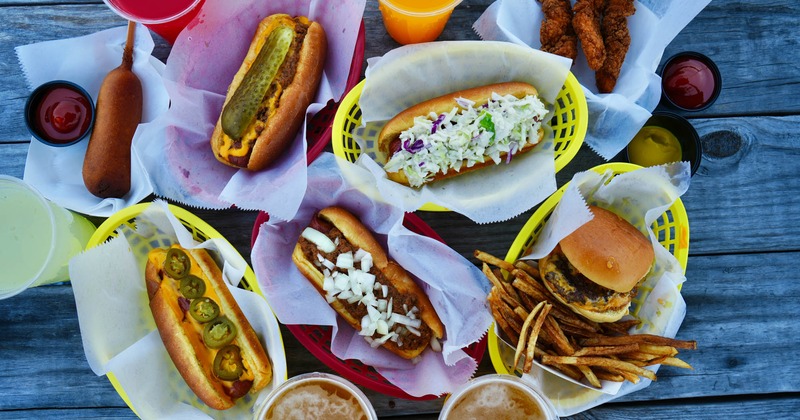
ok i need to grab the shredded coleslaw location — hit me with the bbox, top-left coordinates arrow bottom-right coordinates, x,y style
383,92 -> 548,187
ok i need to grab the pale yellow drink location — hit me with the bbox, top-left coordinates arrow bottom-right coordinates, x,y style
0,176 -> 95,298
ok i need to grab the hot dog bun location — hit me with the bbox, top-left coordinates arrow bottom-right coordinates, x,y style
378,82 -> 548,187
292,207 -> 445,360
211,14 -> 327,171
145,246 -> 272,410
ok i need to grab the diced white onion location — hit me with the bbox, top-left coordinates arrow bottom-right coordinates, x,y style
381,285 -> 389,298
301,228 -> 335,253
322,276 -> 334,292
322,258 -> 335,270
325,293 -> 337,303
406,325 -> 421,336
354,248 -> 368,262
391,313 -> 422,329
377,299 -> 388,312
376,319 -> 389,335
334,275 -> 350,291
347,294 -> 362,304
367,305 -> 381,322
361,254 -> 373,272
336,252 -> 354,269
338,290 -> 353,300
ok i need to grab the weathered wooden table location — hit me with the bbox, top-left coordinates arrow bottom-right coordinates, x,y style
2,0 -> 799,418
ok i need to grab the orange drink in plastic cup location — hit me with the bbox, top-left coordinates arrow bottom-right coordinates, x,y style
378,0 -> 463,44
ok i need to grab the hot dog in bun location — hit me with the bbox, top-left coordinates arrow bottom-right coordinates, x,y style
292,206 -> 445,359
538,206 -> 655,323
145,245 -> 272,410
211,14 -> 327,170
379,82 -> 549,187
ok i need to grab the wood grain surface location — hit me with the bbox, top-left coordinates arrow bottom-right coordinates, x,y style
1,0 -> 800,418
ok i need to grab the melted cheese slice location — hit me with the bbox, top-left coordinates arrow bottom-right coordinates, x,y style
148,246 -> 255,385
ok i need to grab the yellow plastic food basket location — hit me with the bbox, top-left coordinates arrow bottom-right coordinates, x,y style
85,203 -> 282,415
487,162 -> 690,376
332,73 -> 588,211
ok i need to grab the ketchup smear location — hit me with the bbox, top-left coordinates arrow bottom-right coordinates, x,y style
33,86 -> 93,144
662,55 -> 719,110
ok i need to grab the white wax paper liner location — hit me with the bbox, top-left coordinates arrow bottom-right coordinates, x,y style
252,152 -> 493,397
504,162 -> 691,415
16,25 -> 169,217
68,200 -> 286,418
135,0 -> 365,221
473,0 -> 712,159
352,41 -> 571,224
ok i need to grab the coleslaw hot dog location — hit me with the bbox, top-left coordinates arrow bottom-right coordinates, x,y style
379,82 -> 549,187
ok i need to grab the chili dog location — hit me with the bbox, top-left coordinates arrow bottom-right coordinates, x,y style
211,14 -> 327,171
292,207 -> 445,360
82,21 -> 142,198
145,245 -> 272,410
379,82 -> 549,188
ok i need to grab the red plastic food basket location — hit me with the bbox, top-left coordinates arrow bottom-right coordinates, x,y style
251,211 -> 487,400
305,21 -> 365,161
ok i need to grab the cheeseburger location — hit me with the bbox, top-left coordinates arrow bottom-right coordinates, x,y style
538,206 -> 655,323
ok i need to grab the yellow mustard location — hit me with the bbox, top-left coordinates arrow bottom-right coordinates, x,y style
627,126 -> 682,167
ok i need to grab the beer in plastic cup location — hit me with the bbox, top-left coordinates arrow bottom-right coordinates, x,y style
378,0 -> 462,45
102,0 -> 205,44
0,176 -> 96,299
255,372 -> 377,420
439,374 -> 559,420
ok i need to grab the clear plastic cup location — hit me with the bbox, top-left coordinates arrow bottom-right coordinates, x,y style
439,374 -> 559,420
102,0 -> 205,44
378,0 -> 462,45
254,372 -> 377,420
0,176 -> 96,299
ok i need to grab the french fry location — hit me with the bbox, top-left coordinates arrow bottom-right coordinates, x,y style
573,343 -> 640,357
490,303 -> 519,345
514,302 -> 546,370
581,334 -> 698,350
578,366 -> 602,388
657,357 -> 693,370
477,250 -> 697,388
594,369 -> 625,382
541,355 -> 658,382
474,250 -> 516,273
523,304 -> 552,373
513,260 -> 541,279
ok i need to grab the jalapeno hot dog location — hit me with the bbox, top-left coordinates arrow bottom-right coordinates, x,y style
379,82 -> 549,188
292,207 -> 445,360
210,14 -> 327,171
145,245 -> 272,410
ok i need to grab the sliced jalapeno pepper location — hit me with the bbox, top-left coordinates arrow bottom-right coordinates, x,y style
203,316 -> 237,349
165,248 -> 191,279
180,275 -> 206,299
189,297 -> 220,323
213,345 -> 244,381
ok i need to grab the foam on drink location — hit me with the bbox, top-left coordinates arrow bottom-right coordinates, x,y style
441,375 -> 557,420
261,376 -> 373,420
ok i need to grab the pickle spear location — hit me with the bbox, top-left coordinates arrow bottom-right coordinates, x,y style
221,25 -> 294,140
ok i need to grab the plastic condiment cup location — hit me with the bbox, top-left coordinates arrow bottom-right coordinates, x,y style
0,176 -> 96,299
660,51 -> 722,112
378,0 -> 463,45
25,80 -> 95,147
102,0 -> 205,44
626,111 -> 702,176
439,374 -> 558,420
254,372 -> 377,420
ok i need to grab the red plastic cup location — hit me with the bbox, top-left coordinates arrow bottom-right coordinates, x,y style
102,0 -> 205,44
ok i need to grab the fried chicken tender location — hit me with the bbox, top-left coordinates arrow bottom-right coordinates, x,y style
573,0 -> 606,71
539,0 -> 578,61
596,0 -> 635,93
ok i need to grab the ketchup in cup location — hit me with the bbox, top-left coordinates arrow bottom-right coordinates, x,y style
661,52 -> 721,111
102,0 -> 205,44
25,81 -> 94,147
